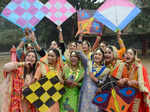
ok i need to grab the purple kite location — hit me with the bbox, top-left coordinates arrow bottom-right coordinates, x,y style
93,0 -> 141,31
1,0 -> 49,30
76,10 -> 103,35
45,0 -> 76,26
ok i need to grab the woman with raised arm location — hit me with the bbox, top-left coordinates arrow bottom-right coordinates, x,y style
64,41 -> 77,62
49,26 -> 65,55
16,28 -> 45,61
79,48 -> 110,112
98,30 -> 126,58
116,30 -> 126,59
3,51 -> 38,112
79,33 -> 102,61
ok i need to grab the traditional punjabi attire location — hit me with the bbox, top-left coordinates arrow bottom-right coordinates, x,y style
34,54 -> 63,112
79,61 -> 110,112
1,66 -> 36,112
117,38 -> 126,59
123,61 -> 150,112
105,46 -> 127,79
59,51 -> 87,112
106,46 -> 150,112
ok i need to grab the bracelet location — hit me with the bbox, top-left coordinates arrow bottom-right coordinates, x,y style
17,62 -> 25,67
96,80 -> 103,85
21,37 -> 27,43
59,28 -> 62,32
59,40 -> 64,43
118,38 -> 123,44
97,36 -> 101,40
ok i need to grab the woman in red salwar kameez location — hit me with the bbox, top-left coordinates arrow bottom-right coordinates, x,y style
3,51 -> 38,112
118,48 -> 150,112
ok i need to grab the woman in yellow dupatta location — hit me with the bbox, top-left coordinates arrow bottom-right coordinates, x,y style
34,48 -> 63,112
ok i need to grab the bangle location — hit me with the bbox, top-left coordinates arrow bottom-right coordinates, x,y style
118,38 -> 123,44
97,36 -> 101,40
21,37 -> 27,43
96,80 -> 103,85
59,40 -> 64,43
17,62 -> 25,67
59,28 -> 62,32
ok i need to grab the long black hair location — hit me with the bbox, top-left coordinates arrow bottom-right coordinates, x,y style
23,51 -> 38,79
47,48 -> 60,58
82,40 -> 91,48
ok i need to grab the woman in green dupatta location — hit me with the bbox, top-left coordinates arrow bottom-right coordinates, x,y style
60,51 -> 87,112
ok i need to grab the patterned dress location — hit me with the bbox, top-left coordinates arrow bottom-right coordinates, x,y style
79,62 -> 110,112
123,62 -> 150,112
59,63 -> 85,112
1,67 -> 36,112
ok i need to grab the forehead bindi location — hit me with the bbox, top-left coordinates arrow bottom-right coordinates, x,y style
27,53 -> 35,57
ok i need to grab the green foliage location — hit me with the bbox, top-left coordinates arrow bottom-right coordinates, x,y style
0,29 -> 23,45
126,7 -> 150,33
0,28 -> 23,51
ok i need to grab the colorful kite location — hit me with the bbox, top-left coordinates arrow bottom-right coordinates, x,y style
77,10 -> 103,35
45,0 -> 76,25
93,76 -> 137,112
93,0 -> 141,32
1,0 -> 49,30
23,71 -> 65,112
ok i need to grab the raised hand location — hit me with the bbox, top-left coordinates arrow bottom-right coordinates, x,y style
117,30 -> 121,38
30,31 -> 36,42
57,25 -> 62,32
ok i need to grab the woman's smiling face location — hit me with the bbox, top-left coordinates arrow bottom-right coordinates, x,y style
70,52 -> 79,66
125,49 -> 135,64
25,52 -> 36,65
104,47 -> 114,63
94,50 -> 103,64
48,50 -> 57,65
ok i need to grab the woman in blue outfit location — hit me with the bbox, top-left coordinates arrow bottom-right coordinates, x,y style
79,48 -> 110,112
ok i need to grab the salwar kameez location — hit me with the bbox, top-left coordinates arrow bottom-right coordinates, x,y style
59,63 -> 85,112
34,55 -> 63,112
1,67 -> 36,112
79,62 -> 110,112
122,63 -> 150,112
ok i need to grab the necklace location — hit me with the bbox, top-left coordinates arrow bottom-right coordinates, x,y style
67,64 -> 81,81
92,62 -> 103,75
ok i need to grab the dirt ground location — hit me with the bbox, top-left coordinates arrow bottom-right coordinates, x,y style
0,54 -> 10,82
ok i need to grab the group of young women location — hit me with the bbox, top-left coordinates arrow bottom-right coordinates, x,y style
1,26 -> 150,112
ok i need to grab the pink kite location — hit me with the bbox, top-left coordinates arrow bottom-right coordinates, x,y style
45,0 -> 76,25
1,0 -> 49,30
